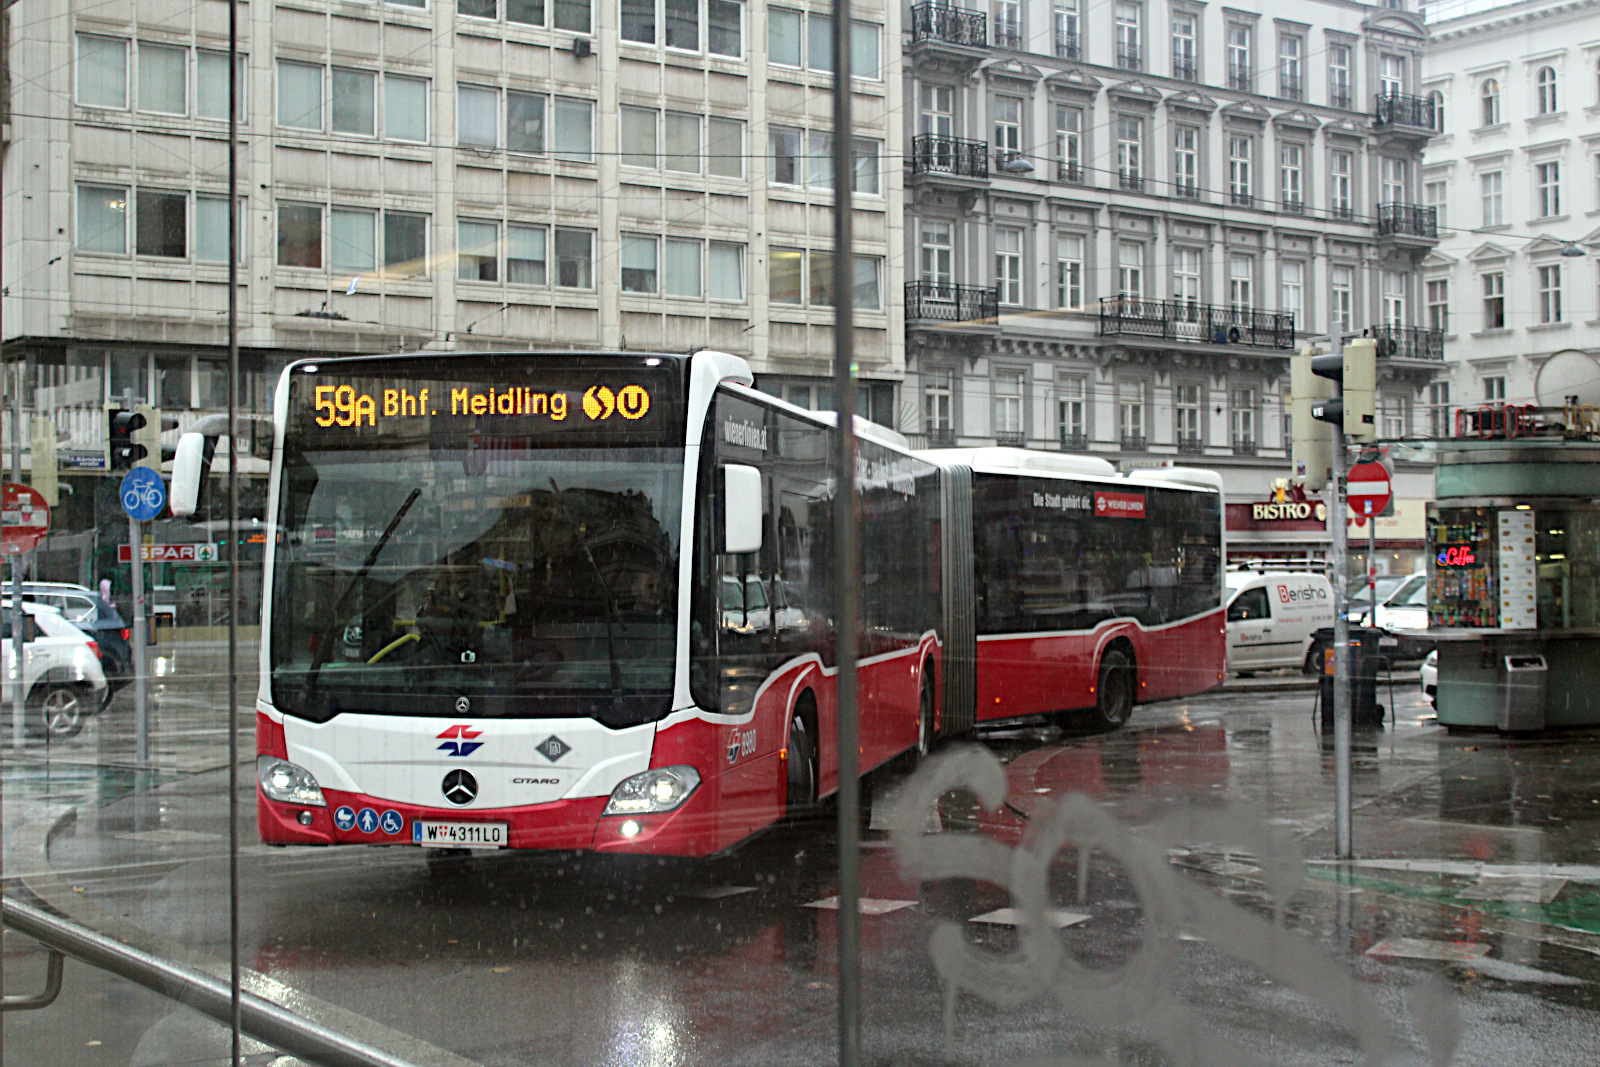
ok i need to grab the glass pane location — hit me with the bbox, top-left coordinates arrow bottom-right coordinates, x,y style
457,85 -> 498,146
135,190 -> 187,257
459,0 -> 497,15
621,0 -> 655,43
621,234 -> 659,293
664,238 -> 701,296
708,0 -> 742,56
384,212 -> 428,269
385,75 -> 429,142
77,34 -> 128,108
507,224 -> 547,284
808,131 -> 833,188
508,0 -> 545,23
769,8 -> 802,66
707,117 -> 743,177
809,249 -> 834,306
852,138 -> 880,194
553,97 -> 593,161
553,0 -> 591,32
277,203 -> 322,266
664,112 -> 700,172
278,61 -> 323,129
457,219 -> 499,281
330,208 -> 377,272
853,255 -> 881,309
138,43 -> 187,114
665,0 -> 699,49
709,241 -> 743,299
195,195 -> 237,262
331,68 -> 376,135
554,227 -> 593,287
770,247 -> 803,303
808,13 -> 834,71
850,21 -> 880,79
507,91 -> 545,153
621,106 -> 658,168
197,51 -> 246,120
77,185 -> 128,253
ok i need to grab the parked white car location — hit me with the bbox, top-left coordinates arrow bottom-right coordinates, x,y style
1225,569 -> 1336,674
0,601 -> 108,739
1420,649 -> 1438,708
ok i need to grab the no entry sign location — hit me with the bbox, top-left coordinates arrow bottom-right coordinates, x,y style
1347,461 -> 1392,518
1,483 -> 50,555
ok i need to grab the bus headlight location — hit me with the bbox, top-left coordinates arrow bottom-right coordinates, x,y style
257,756 -> 327,807
603,766 -> 701,816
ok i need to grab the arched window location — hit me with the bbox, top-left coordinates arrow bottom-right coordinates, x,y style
1480,78 -> 1500,126
1537,66 -> 1558,114
1428,89 -> 1445,133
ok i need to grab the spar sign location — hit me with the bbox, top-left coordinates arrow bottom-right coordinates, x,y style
117,542 -> 220,563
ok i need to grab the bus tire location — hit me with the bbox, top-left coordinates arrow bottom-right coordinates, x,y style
786,707 -> 819,818
916,665 -> 936,760
1094,648 -> 1134,730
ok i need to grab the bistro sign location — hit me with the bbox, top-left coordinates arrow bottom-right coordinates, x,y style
1251,501 -> 1328,522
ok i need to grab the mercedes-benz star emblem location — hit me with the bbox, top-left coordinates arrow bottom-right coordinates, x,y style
455,696 -> 471,713
441,769 -> 478,806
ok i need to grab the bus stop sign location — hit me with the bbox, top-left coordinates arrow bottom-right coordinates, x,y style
1,483 -> 50,555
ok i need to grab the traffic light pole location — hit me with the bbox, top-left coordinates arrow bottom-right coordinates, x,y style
11,364 -> 25,751
129,517 -> 149,765
1329,433 -> 1352,860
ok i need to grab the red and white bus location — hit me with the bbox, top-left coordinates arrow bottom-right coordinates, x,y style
174,350 -> 1222,856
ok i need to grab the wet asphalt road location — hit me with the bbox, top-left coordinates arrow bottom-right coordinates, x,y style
10,677 -> 1600,1066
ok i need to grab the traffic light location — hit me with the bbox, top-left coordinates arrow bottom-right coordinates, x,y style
108,408 -> 147,470
133,405 -> 162,471
1290,345 -> 1335,491
1309,336 -> 1377,445
29,416 -> 58,506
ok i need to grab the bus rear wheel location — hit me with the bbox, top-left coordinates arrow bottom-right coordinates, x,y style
1094,649 -> 1134,730
786,712 -> 818,818
916,668 -> 936,760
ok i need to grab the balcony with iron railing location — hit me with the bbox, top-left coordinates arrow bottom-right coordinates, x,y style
904,428 -> 957,450
909,2 -> 988,49
1374,92 -> 1437,131
1371,324 -> 1444,361
1329,201 -> 1353,220
906,281 -> 1000,324
1376,203 -> 1438,239
1119,171 -> 1145,192
1230,189 -> 1254,207
1232,439 -> 1258,457
1116,44 -> 1143,71
1228,64 -> 1252,92
1059,431 -> 1088,451
992,18 -> 1023,49
1278,73 -> 1302,101
1175,183 -> 1202,201
1058,160 -> 1083,184
1098,297 -> 1295,349
1176,436 -> 1204,454
1172,58 -> 1196,82
1330,88 -> 1351,110
1121,435 -> 1148,452
995,430 -> 1026,446
909,134 -> 989,180
1281,198 -> 1304,215
1056,30 -> 1079,59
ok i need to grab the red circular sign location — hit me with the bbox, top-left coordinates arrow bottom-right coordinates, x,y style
1,483 -> 50,554
1346,461 -> 1392,519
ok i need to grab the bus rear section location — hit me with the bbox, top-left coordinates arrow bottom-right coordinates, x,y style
922,450 -> 1226,731
246,350 -> 943,857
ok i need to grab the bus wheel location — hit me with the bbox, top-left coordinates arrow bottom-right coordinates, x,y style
786,713 -> 818,817
1094,649 -> 1134,730
916,669 -> 936,760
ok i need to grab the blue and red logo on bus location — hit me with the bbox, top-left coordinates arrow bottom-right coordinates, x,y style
438,724 -> 484,758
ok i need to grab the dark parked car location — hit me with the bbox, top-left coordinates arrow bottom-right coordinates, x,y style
19,584 -> 133,684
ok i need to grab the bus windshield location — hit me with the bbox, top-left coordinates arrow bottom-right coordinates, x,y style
269,356 -> 685,728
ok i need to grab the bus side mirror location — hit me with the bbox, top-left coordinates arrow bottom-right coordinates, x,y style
723,465 -> 763,555
170,432 -> 208,518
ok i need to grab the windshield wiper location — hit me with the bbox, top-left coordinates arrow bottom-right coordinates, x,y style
547,477 -> 627,717
304,487 -> 422,693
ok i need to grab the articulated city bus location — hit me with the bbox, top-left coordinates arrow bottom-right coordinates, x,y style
172,350 -> 1223,856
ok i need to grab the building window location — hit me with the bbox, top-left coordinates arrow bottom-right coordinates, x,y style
1173,247 -> 1201,305
1116,116 -> 1142,188
1279,143 -> 1303,212
667,237 -> 709,298
994,96 -> 1022,159
708,117 -> 744,178
1539,264 -> 1563,323
457,219 -> 499,281
993,370 -> 1025,437
1226,25 -> 1251,91
329,207 -> 376,272
924,369 -> 953,435
1228,135 -> 1252,205
1278,35 -> 1302,100
1058,378 -> 1086,446
552,97 -> 594,161
1423,179 -> 1448,230
1171,12 -> 1196,80
1328,43 -> 1351,108
621,234 -> 659,293
1173,125 -> 1198,196
1331,265 -> 1354,333
278,61 -> 324,130
138,43 -> 187,115
1383,396 -> 1408,439
769,250 -> 881,308
1428,89 -> 1445,133
277,203 -> 323,267
1054,0 -> 1080,57
331,68 -> 376,136
1481,171 -> 1504,227
1482,271 -> 1505,328
1380,54 -> 1405,96
995,228 -> 1023,306
769,125 -> 802,184
1330,150 -> 1352,217
1426,279 -> 1449,332
1381,157 -> 1406,205
1537,66 -> 1558,114
1381,272 -> 1405,326
1118,381 -> 1145,444
460,0 -> 593,32
1428,381 -> 1451,438
76,185 -> 128,254
1056,233 -> 1084,309
1480,78 -> 1500,126
196,51 -> 248,122
771,247 -> 803,304
921,223 -> 952,287
1537,161 -> 1561,218
620,0 -> 744,57
386,76 -> 429,142
197,196 -> 247,265
709,241 -> 746,300
1175,383 -> 1202,447
77,34 -> 129,109
506,225 -> 547,284
554,227 -> 595,288
1114,2 -> 1142,70
1231,387 -> 1256,449
768,10 -> 878,75
1279,261 -> 1304,328
1056,106 -> 1082,181
667,113 -> 703,172
1484,376 -> 1506,402
457,84 -> 498,146
991,0 -> 1022,48
1117,240 -> 1143,298
1228,254 -> 1253,309
920,84 -> 953,139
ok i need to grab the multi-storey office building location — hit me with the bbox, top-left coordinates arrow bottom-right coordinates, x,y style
1,0 -> 902,593
903,0 -> 1439,563
1421,0 -> 1600,425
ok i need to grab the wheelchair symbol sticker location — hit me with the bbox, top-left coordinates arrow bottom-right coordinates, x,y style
379,810 -> 404,835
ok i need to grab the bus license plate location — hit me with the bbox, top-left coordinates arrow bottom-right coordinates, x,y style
411,821 -> 508,848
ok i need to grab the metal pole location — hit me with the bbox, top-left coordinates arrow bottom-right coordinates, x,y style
11,363 -> 24,751
1367,520 -> 1377,627
226,2 -> 245,1059
829,3 -> 860,1063
1330,429 -> 1352,859
129,515 -> 149,764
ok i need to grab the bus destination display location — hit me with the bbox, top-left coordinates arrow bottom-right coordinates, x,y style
309,382 -> 652,429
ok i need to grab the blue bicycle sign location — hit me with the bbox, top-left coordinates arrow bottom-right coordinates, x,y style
120,467 -> 167,521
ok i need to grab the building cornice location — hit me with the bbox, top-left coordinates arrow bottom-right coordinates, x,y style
1429,0 -> 1600,45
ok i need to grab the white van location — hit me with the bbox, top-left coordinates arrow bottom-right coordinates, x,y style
1224,569 -> 1335,674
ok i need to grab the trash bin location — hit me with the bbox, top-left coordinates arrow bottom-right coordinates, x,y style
1499,654 -> 1548,731
1313,626 -> 1388,730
